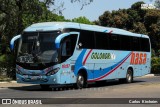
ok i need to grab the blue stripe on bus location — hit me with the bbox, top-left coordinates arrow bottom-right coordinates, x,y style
74,49 -> 132,81
88,52 -> 132,82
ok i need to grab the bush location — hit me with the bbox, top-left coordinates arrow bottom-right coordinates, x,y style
151,49 -> 156,57
151,57 -> 160,74
0,54 -> 16,80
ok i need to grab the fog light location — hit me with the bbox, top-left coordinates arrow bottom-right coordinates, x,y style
53,78 -> 56,82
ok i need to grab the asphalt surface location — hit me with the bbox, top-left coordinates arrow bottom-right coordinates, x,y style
0,76 -> 160,107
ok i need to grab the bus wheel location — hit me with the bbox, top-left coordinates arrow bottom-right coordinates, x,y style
75,73 -> 86,89
40,84 -> 50,90
126,69 -> 133,83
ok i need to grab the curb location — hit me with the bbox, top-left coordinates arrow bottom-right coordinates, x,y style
144,74 -> 155,77
154,74 -> 160,76
0,81 -> 16,84
144,74 -> 160,77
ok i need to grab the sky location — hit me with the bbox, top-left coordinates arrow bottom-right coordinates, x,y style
54,0 -> 156,21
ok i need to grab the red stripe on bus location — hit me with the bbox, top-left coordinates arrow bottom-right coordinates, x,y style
88,52 -> 132,82
109,30 -> 113,34
83,49 -> 93,65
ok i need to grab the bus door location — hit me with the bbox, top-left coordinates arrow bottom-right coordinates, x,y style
59,32 -> 79,84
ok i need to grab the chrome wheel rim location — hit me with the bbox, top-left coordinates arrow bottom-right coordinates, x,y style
127,72 -> 132,82
77,75 -> 84,87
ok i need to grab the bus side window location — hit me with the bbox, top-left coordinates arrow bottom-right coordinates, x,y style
131,37 -> 141,51
109,34 -> 120,50
141,38 -> 150,52
95,32 -> 109,50
120,35 -> 131,51
78,30 -> 95,49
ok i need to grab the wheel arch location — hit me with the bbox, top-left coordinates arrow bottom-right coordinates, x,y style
77,68 -> 88,81
127,66 -> 134,76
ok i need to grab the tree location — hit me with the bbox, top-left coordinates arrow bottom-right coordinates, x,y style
0,0 -> 94,78
0,0 -> 94,41
71,0 -> 93,10
72,16 -> 94,24
144,10 -> 160,31
148,23 -> 160,51
99,11 -> 113,27
99,9 -> 129,29
112,9 -> 128,29
97,1 -> 160,53
132,22 -> 147,34
154,0 -> 160,9
131,1 -> 145,10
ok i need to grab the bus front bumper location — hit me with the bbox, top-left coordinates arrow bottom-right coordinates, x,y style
16,74 -> 59,85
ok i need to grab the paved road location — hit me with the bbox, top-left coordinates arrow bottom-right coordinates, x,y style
0,76 -> 160,107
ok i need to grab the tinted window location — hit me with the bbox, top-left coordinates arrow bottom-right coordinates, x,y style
95,32 -> 109,49
78,30 -> 95,49
131,37 -> 141,51
120,35 -> 131,51
141,38 -> 150,52
109,34 -> 120,50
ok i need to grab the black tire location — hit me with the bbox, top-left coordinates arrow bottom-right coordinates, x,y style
40,84 -> 50,90
119,69 -> 133,83
75,73 -> 87,89
126,69 -> 133,83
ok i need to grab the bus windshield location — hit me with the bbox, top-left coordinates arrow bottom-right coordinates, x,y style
17,31 -> 61,64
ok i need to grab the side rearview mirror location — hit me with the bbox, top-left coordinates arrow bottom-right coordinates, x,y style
10,35 -> 21,52
76,43 -> 82,50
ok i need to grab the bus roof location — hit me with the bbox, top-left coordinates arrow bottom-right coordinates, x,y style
24,22 -> 149,38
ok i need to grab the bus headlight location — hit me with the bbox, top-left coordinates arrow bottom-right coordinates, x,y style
46,67 -> 60,76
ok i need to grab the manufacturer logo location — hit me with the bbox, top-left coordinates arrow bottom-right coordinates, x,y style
130,52 -> 147,65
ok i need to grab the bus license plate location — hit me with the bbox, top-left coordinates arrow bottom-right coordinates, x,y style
30,76 -> 41,80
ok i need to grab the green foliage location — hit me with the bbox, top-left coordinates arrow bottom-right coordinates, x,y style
72,16 -> 94,24
98,1 -> 160,74
132,22 -> 147,34
0,0 -> 94,79
0,54 -> 15,79
0,55 -> 6,62
151,57 -> 160,74
154,0 -> 160,9
131,1 -> 145,10
98,1 -> 160,54
151,49 -> 156,57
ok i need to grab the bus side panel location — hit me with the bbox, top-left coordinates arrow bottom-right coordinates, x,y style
60,62 -> 71,84
84,50 -> 132,81
130,52 -> 151,77
72,49 -> 151,83
141,52 -> 151,76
